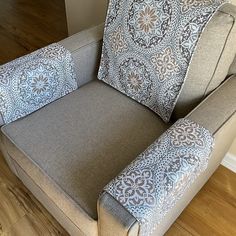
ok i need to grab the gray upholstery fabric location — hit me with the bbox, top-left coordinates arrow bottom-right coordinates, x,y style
229,55 -> 236,76
59,24 -> 104,87
1,80 -> 170,221
173,4 -> 236,119
188,75 -> 236,133
0,132 -> 18,177
98,192 -> 139,236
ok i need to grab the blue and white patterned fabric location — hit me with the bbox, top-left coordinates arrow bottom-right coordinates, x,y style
104,118 -> 214,236
98,0 -> 226,122
0,43 -> 78,125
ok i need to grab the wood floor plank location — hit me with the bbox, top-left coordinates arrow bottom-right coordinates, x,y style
0,189 -> 25,235
7,212 -> 68,236
5,215 -> 45,236
0,160 -> 27,233
165,222 -> 193,236
0,0 -> 67,64
206,165 -> 236,208
175,166 -> 236,236
5,213 -> 65,236
0,154 -> 69,235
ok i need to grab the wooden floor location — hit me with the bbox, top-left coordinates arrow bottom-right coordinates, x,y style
0,0 -> 236,235
0,153 -> 68,235
0,0 -> 67,65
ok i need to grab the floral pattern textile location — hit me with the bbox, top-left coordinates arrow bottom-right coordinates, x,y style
98,0 -> 226,122
104,118 -> 214,236
0,43 -> 78,124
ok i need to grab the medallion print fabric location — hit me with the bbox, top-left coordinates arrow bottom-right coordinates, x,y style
0,43 -> 78,124
104,118 -> 214,236
98,0 -> 226,122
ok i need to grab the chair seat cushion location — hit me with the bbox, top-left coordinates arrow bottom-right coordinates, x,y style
1,80 -> 170,232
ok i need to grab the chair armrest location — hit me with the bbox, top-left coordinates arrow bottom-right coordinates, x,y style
0,24 -> 104,125
59,23 -> 104,87
98,75 -> 236,236
0,43 -> 78,125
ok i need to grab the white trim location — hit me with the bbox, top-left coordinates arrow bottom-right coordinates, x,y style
221,153 -> 236,173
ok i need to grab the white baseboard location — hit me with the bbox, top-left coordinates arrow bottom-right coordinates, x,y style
221,153 -> 236,173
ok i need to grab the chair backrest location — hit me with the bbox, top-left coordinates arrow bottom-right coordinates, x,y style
68,4 -> 236,121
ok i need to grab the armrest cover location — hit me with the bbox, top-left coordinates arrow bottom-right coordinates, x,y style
0,43 -> 77,125
98,76 -> 236,236
103,118 -> 213,236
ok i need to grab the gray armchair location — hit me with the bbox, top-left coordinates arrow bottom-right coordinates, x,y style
0,3 -> 236,236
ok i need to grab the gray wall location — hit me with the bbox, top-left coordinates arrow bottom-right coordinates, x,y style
65,0 -> 108,35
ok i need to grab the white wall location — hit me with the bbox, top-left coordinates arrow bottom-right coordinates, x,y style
229,139 -> 236,156
65,0 -> 108,35
222,140 -> 236,173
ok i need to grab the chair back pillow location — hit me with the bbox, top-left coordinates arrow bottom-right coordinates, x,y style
98,0 -> 227,122
0,43 -> 78,125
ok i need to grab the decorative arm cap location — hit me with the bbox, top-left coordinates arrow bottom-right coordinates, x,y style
104,118 -> 214,236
